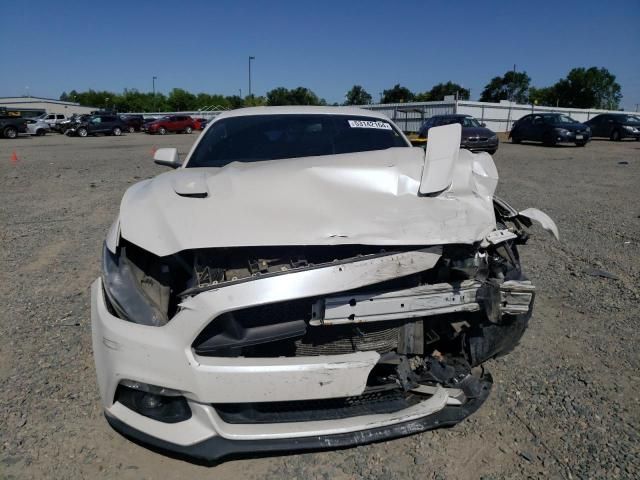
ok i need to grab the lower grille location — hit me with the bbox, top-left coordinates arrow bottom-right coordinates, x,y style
214,389 -> 420,424
295,323 -> 400,355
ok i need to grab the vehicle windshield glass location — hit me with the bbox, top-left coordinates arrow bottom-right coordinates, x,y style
618,115 -> 640,124
545,114 -> 576,124
437,117 -> 481,128
187,114 -> 408,168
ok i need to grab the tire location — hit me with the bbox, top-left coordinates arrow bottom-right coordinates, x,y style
77,127 -> 88,137
112,127 -> 122,136
486,149 -> 497,155
36,129 -> 46,136
3,126 -> 18,139
576,142 -> 587,147
511,136 -> 521,144
128,126 -> 135,134
159,127 -> 167,135
185,126 -> 193,134
610,129 -> 621,141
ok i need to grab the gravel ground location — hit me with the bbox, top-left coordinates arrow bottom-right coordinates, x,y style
1,131 -> 638,480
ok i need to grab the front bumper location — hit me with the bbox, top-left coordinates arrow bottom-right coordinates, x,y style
461,138 -> 499,152
91,245 -> 495,461
105,375 -> 491,462
554,131 -> 591,144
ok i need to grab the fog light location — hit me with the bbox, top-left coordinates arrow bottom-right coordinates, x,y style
115,382 -> 192,424
139,393 -> 164,410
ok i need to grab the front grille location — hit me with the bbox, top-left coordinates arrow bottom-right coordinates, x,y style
214,389 -> 421,424
295,323 -> 400,355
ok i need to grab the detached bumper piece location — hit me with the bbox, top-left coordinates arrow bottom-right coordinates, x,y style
106,374 -> 492,463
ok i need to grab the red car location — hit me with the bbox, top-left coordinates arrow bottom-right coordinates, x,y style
145,115 -> 195,135
193,117 -> 208,130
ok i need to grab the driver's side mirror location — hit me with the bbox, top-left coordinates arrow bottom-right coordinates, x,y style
154,147 -> 182,168
481,122 -> 486,127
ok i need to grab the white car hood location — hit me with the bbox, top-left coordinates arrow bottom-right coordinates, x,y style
118,147 -> 499,256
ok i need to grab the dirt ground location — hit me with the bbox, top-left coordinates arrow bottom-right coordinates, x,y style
1,131 -> 638,480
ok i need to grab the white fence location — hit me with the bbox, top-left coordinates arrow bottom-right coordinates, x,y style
360,100 -> 634,133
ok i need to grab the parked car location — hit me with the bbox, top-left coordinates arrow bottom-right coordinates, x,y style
25,118 -> 51,136
193,117 -> 208,130
144,115 -> 195,135
418,114 -> 499,154
0,111 -> 28,138
120,115 -> 145,133
42,113 -> 67,132
65,114 -> 128,137
510,113 -> 590,146
584,113 -> 640,141
92,106 -> 558,462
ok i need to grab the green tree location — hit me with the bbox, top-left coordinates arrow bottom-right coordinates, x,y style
480,70 -> 531,103
344,85 -> 372,105
381,84 -> 414,103
551,67 -> 622,109
266,87 -> 322,106
421,82 -> 470,101
528,86 -> 557,107
167,88 -> 197,111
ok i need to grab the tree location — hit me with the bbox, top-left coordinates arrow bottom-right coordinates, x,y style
381,84 -> 414,103
528,86 -> 557,107
167,88 -> 197,111
480,70 -> 531,103
266,87 -> 322,106
551,67 -> 621,109
344,85 -> 372,105
422,82 -> 470,101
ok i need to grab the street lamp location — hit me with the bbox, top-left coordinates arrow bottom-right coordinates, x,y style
152,76 -> 158,112
105,97 -> 110,111
248,56 -> 255,97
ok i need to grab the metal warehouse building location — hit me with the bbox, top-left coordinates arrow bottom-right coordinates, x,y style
0,96 -> 96,117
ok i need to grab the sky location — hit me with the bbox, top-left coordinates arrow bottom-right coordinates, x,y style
3,0 -> 639,110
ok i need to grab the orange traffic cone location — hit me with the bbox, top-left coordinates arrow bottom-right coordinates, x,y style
10,151 -> 18,164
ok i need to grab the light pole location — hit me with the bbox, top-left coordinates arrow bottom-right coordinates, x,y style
152,76 -> 157,112
248,56 -> 255,97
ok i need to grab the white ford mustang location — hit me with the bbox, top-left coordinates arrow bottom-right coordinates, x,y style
91,106 -> 558,462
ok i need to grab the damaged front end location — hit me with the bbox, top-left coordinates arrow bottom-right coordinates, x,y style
91,116 -> 558,461
93,196 -> 553,461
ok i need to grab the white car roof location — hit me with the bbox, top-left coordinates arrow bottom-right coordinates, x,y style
214,105 -> 391,121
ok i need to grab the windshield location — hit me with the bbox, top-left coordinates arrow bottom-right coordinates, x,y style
545,114 -> 577,124
618,115 -> 640,124
187,114 -> 408,168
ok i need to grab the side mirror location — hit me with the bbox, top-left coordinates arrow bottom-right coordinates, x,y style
419,123 -> 461,195
481,122 -> 487,127
154,147 -> 182,169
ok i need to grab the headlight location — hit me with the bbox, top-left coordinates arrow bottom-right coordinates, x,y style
623,125 -> 636,132
102,243 -> 168,326
554,128 -> 570,135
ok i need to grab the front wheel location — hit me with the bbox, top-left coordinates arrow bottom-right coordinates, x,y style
576,141 -> 587,147
511,136 -> 521,144
184,126 -> 193,134
486,149 -> 497,155
36,129 -> 46,136
159,127 -> 167,135
610,129 -> 621,141
128,126 -> 135,133
77,127 -> 88,137
3,126 -> 18,139
112,127 -> 122,136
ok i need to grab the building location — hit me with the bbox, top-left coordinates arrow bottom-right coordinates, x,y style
0,96 -> 96,117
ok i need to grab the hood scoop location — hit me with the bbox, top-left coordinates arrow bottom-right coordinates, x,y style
171,170 -> 209,198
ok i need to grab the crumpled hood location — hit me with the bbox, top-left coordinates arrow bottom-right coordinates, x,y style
118,147 -> 498,256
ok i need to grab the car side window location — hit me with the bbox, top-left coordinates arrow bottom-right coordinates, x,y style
57,115 -> 65,120
532,116 -> 544,125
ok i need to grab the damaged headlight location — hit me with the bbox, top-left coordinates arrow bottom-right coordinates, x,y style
101,243 -> 168,326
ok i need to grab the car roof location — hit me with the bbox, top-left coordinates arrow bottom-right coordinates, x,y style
214,106 -> 392,122
431,114 -> 470,118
